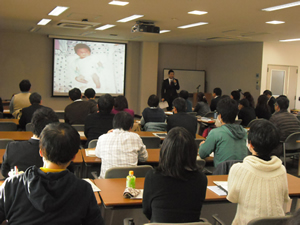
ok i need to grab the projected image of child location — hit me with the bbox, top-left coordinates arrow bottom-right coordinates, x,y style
73,44 -> 102,89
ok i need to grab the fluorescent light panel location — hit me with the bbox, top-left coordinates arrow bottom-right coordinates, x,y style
37,19 -> 51,25
160,30 -> 171,34
262,1 -> 300,11
188,10 -> 207,15
96,24 -> 116,30
178,22 -> 208,29
280,38 -> 300,42
109,1 -> 129,6
266,20 -> 285,24
48,6 -> 69,16
117,15 -> 144,22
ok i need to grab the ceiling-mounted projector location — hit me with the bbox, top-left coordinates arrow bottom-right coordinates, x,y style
131,21 -> 160,34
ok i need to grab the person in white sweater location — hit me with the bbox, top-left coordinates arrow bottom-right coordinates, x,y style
227,119 -> 290,225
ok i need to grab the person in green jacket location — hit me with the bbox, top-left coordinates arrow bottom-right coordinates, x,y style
199,97 -> 248,167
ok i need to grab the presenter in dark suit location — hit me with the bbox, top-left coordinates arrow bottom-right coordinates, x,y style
161,69 -> 180,111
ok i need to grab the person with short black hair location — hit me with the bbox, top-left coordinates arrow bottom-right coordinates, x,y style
95,111 -> 148,178
210,87 -> 222,111
269,95 -> 300,156
238,98 -> 256,127
161,69 -> 180,111
0,123 -> 104,224
167,97 -> 197,138
111,95 -> 134,117
84,94 -> 115,145
227,119 -> 289,225
255,94 -> 271,120
199,98 -> 248,167
231,90 -> 240,105
64,88 -> 97,125
19,92 -> 48,130
143,127 -> 207,223
140,94 -> 166,126
1,107 -> 59,178
179,90 -> 192,112
9,79 -> 31,118
84,88 -> 97,109
263,89 -> 276,113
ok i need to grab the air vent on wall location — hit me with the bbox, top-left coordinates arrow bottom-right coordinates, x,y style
56,20 -> 101,29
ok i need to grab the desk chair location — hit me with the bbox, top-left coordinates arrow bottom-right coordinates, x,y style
105,165 -> 153,178
213,160 -> 242,175
72,124 -> 85,132
234,119 -> 242,125
88,139 -> 98,148
141,136 -> 161,149
25,123 -> 34,132
247,118 -> 266,127
247,216 -> 291,225
143,122 -> 167,131
0,122 -> 17,131
196,159 -> 206,170
0,139 -> 14,149
283,132 -> 300,173
297,115 -> 300,121
195,139 -> 204,147
124,218 -> 212,225
204,112 -> 215,118
187,112 -> 197,116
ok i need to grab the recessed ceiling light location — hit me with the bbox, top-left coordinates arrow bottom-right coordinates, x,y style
262,1 -> 300,11
160,30 -> 171,34
96,24 -> 116,30
48,6 -> 69,16
37,19 -> 51,25
279,38 -> 300,42
188,10 -> 208,15
117,15 -> 144,22
266,20 -> 285,24
109,1 -> 129,6
178,22 -> 208,29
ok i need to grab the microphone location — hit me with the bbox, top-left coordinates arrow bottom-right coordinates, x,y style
196,85 -> 201,89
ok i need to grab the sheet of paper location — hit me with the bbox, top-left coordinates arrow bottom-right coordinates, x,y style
159,101 -> 169,109
213,181 -> 228,192
78,131 -> 85,137
200,117 -> 212,122
130,189 -> 143,199
83,179 -> 101,192
164,111 -> 173,115
152,133 -> 167,138
208,186 -> 227,196
85,149 -> 96,157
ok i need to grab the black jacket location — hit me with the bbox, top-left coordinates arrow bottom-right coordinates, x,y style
167,112 -> 197,138
0,166 -> 104,225
19,104 -> 46,129
64,100 -> 97,125
210,96 -> 221,112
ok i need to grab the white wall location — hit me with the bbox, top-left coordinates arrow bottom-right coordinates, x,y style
261,41 -> 300,109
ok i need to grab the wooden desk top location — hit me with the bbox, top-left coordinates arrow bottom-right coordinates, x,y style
0,131 -> 87,141
94,174 -> 300,207
0,119 -> 19,125
134,131 -> 205,140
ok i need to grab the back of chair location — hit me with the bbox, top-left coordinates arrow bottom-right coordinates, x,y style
0,122 -> 17,131
296,115 -> 300,121
187,112 -> 197,116
247,118 -> 266,128
283,132 -> 300,166
72,124 -> 85,132
88,139 -> 98,148
141,136 -> 161,149
234,119 -> 242,125
195,139 -> 204,147
105,165 -> 153,178
247,216 -> 291,225
196,159 -> 206,170
144,122 -> 167,131
204,112 -> 215,118
143,222 -> 211,225
25,123 -> 34,132
213,160 -> 243,175
0,139 -> 14,149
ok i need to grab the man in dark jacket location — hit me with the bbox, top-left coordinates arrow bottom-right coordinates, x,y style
161,69 -> 180,111
0,123 -> 104,225
210,87 -> 222,111
263,90 -> 276,114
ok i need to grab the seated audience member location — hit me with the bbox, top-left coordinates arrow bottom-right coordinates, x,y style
9,79 -> 31,118
84,94 -> 115,145
238,99 -> 256,127
141,94 -> 166,126
227,119 -> 289,225
111,95 -> 134,117
95,111 -> 148,178
193,92 -> 210,116
179,90 -> 192,112
1,107 -> 59,178
0,123 -> 104,224
19,92 -> 47,130
199,97 -> 248,167
231,90 -> 240,105
167,97 -> 197,138
210,87 -> 222,111
242,91 -> 255,108
143,127 -> 207,223
255,94 -> 271,120
269,96 -> 300,156
64,88 -> 97,125
84,88 -> 97,110
263,90 -> 276,114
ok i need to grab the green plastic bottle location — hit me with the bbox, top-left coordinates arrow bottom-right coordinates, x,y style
126,170 -> 136,189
